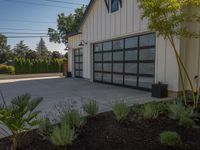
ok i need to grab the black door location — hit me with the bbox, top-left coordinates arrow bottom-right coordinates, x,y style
74,48 -> 83,78
93,33 -> 155,91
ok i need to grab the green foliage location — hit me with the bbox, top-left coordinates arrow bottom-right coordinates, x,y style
63,111 -> 84,129
50,120 -> 76,146
160,131 -> 182,147
38,118 -> 53,139
83,100 -> 99,117
48,6 -> 84,44
0,33 -> 13,63
168,101 -> 195,128
143,104 -> 158,119
168,101 -> 194,120
36,38 -> 49,59
14,58 -> 63,74
0,94 -> 43,149
179,115 -> 195,128
13,41 -> 30,58
0,64 -> 15,74
131,104 -> 144,115
140,0 -> 200,38
112,101 -> 130,122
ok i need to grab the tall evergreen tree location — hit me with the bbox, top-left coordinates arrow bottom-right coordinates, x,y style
13,41 -> 30,58
36,38 -> 49,59
0,34 -> 14,63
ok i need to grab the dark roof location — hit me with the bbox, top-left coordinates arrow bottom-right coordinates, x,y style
67,0 -> 95,37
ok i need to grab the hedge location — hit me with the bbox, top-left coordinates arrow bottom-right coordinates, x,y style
0,64 -> 15,74
15,58 -> 63,74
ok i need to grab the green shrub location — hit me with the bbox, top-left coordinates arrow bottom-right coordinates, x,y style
112,101 -> 130,122
83,100 -> 99,117
179,115 -> 195,128
168,101 -> 194,119
0,64 -> 15,74
131,104 -> 144,115
50,121 -> 76,146
0,94 -> 43,150
63,111 -> 84,129
160,131 -> 182,147
38,118 -> 53,139
143,103 -> 158,119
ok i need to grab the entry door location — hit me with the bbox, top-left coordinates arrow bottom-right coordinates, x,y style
93,33 -> 155,91
74,48 -> 83,78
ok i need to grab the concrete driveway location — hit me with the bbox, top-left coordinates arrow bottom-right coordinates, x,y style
0,77 -> 157,117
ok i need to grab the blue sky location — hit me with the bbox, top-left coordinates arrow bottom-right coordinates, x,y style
0,0 -> 90,54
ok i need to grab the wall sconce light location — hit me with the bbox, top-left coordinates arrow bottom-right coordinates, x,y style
79,40 -> 88,46
64,43 -> 70,51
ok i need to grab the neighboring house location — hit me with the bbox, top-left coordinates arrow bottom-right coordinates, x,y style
67,0 -> 200,95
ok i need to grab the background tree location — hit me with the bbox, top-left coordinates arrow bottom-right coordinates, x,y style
51,51 -> 62,59
48,6 -> 84,44
13,41 -> 30,58
0,34 -> 14,64
36,38 -> 49,59
64,52 -> 68,60
25,50 -> 39,60
140,0 -> 200,108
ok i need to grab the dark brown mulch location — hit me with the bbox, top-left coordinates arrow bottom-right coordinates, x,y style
0,111 -> 200,150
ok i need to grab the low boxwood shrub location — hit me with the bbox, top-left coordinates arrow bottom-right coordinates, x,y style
112,101 -> 130,122
50,120 -> 76,146
160,131 -> 182,147
0,64 -> 15,74
83,100 -> 99,117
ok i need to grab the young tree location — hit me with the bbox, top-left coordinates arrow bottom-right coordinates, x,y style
36,38 -> 49,59
13,41 -> 30,58
48,6 -> 84,44
140,0 -> 200,108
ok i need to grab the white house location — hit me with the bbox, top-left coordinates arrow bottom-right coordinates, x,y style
67,0 -> 200,95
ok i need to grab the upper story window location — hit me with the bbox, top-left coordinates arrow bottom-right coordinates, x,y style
111,0 -> 119,13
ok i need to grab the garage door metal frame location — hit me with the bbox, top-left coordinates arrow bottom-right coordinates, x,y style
93,33 -> 155,91
74,48 -> 83,78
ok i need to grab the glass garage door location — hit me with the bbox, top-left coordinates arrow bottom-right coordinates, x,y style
93,33 -> 155,91
74,48 -> 83,78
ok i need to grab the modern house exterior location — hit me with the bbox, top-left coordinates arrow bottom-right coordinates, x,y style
67,0 -> 200,95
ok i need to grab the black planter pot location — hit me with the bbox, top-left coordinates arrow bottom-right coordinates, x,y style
152,83 -> 168,98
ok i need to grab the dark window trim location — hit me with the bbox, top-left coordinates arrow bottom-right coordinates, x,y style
111,0 -> 119,13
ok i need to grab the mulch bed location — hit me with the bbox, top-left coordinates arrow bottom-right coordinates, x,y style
0,111 -> 200,150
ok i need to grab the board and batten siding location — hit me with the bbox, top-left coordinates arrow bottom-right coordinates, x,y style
68,0 -> 180,92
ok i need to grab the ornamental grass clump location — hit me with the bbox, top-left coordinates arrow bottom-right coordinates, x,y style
168,101 -> 195,128
143,103 -> 158,119
160,131 -> 182,148
50,120 -> 76,146
83,100 -> 99,117
63,110 -> 84,129
0,94 -> 43,150
112,101 -> 130,122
